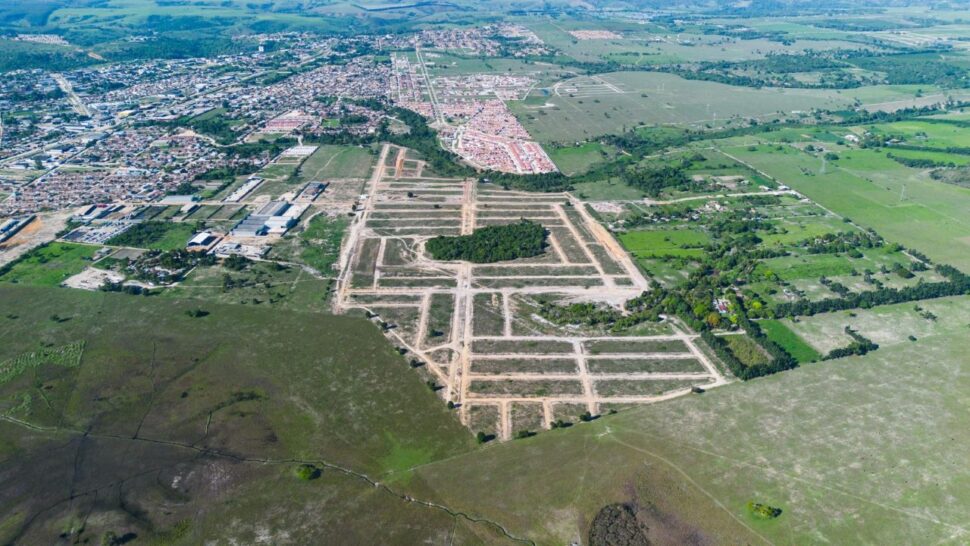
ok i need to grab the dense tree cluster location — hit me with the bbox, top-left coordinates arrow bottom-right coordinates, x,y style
798,231 -> 882,255
588,504 -> 650,546
888,153 -> 955,169
425,221 -> 547,263
622,165 -> 694,197
846,51 -> 969,88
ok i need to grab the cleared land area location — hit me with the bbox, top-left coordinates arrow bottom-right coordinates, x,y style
335,145 -> 725,441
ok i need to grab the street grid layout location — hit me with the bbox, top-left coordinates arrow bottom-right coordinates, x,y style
335,145 -> 726,440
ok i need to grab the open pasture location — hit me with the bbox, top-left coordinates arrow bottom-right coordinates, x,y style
513,72 -> 950,143
297,144 -> 376,181
722,143 -> 970,271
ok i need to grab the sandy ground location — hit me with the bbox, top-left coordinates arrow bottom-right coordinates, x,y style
0,210 -> 72,267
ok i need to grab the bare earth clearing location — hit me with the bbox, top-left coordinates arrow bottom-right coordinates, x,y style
335,144 -> 726,439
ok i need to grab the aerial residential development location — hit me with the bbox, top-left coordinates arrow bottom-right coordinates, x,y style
1,1 -> 970,545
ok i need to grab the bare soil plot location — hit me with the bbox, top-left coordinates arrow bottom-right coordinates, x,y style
472,338 -> 575,355
468,379 -> 585,398
472,292 -> 506,336
584,339 -> 690,354
471,357 -> 579,375
423,293 -> 455,346
552,402 -> 590,423
586,357 -> 706,374
467,404 -> 500,437
594,379 -> 702,397
510,402 -> 546,435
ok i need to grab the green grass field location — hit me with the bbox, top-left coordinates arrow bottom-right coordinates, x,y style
297,145 -> 376,181
299,213 -> 349,275
758,319 -> 822,363
864,120 -> 970,149
571,177 -> 646,200
0,284 -> 480,544
723,334 -> 771,366
0,242 -> 97,286
547,141 -> 614,175
619,229 -> 709,259
781,295 -> 970,354
160,260 -> 334,313
511,72 -> 940,143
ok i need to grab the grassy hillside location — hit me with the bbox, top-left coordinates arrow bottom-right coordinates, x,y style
0,285 -> 486,544
404,297 -> 970,544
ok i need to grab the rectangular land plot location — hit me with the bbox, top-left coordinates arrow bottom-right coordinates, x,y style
584,339 -> 690,354
586,357 -> 705,374
468,379 -> 585,398
552,403 -> 590,424
369,306 -> 422,345
423,293 -> 455,346
381,238 -> 416,266
470,357 -> 579,375
467,404 -> 500,438
587,243 -> 627,275
377,277 -> 457,288
593,379 -> 701,397
474,277 -> 604,289
510,402 -> 546,435
473,265 -> 599,277
472,292 -> 506,336
472,339 -> 575,355
547,228 -> 593,264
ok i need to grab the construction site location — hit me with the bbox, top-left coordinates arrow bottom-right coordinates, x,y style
335,144 -> 726,440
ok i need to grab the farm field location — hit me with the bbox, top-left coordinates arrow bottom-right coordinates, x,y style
108,221 -> 195,251
862,119 -> 970,149
546,141 -> 615,175
758,319 -> 822,363
776,295 -> 970,354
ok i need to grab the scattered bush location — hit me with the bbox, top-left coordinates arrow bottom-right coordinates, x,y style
747,501 -> 782,519
294,464 -> 321,480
